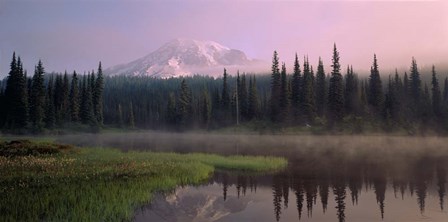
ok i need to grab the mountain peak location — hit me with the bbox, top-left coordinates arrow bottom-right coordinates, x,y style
105,38 -> 256,78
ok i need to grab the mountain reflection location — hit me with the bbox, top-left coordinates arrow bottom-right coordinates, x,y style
211,154 -> 448,222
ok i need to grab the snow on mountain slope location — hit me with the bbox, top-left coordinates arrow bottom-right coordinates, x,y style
105,38 -> 263,78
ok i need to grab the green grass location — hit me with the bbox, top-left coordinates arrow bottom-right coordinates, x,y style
0,140 -> 287,221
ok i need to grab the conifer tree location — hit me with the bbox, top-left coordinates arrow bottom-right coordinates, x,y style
30,60 -> 46,132
302,57 -> 316,122
327,44 -> 344,127
409,58 -> 422,107
392,70 -> 403,123
54,74 -> 63,124
431,65 -> 442,118
270,51 -> 281,122
368,54 -> 383,116
18,57 -> 29,126
221,69 -> 230,120
291,53 -> 302,121
280,62 -> 290,122
315,57 -> 327,118
239,74 -> 248,120
4,53 -> 28,129
69,71 -> 80,122
93,62 -> 104,126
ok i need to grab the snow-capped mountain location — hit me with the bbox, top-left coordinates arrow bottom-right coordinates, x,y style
105,38 -> 262,78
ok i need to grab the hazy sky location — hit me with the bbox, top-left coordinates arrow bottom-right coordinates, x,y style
1,0 -> 447,77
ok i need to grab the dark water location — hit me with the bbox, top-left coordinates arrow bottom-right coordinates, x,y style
57,132 -> 448,221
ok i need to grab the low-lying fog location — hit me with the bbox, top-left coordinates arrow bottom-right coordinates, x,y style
54,131 -> 448,158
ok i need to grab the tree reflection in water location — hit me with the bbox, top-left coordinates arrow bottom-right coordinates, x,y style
212,153 -> 448,222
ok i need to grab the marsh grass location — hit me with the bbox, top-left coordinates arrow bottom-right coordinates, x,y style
0,141 -> 286,221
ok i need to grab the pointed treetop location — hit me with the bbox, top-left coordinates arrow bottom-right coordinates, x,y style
331,43 -> 340,73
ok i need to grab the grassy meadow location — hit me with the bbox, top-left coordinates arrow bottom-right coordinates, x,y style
0,140 -> 287,221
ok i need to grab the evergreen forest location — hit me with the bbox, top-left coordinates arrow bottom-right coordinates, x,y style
2,45 -> 448,134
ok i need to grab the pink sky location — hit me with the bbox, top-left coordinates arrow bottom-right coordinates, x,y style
1,0 -> 447,75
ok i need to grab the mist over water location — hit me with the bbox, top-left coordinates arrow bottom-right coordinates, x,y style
56,132 -> 448,221
57,131 -> 448,157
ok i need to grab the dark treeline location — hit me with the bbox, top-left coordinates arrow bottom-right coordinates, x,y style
2,45 -> 448,133
0,53 -> 104,133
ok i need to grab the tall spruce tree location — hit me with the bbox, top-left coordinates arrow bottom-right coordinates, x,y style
279,62 -> 290,122
93,62 -> 104,126
18,57 -> 29,127
315,57 -> 327,118
239,74 -> 248,120
368,54 -> 383,116
409,58 -> 422,107
302,57 -> 316,123
300,57 -> 315,123
291,53 -> 302,122
69,71 -> 80,122
431,65 -> 442,118
327,44 -> 344,127
221,69 -> 230,111
392,70 -> 403,123
4,53 -> 28,129
270,51 -> 281,122
30,60 -> 46,132
54,74 -> 64,124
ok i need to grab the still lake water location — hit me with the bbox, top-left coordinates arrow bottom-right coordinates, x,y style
58,132 -> 448,221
